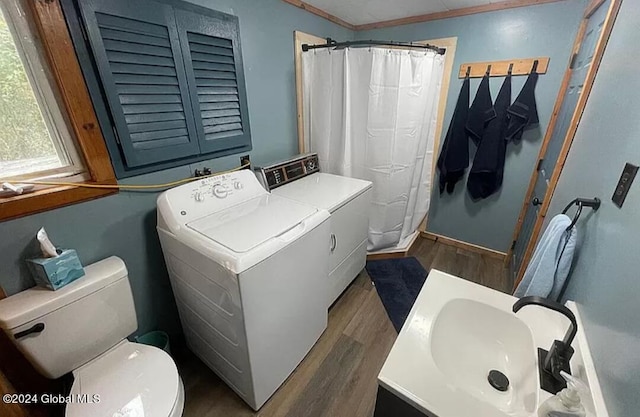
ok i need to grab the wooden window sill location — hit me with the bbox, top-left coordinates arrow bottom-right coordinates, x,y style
0,184 -> 118,222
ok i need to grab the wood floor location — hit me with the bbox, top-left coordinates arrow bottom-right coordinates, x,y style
409,237 -> 512,294
175,238 -> 511,417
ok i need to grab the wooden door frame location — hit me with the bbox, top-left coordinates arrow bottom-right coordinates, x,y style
506,0 -> 622,286
294,30 -> 325,153
418,37 -> 458,194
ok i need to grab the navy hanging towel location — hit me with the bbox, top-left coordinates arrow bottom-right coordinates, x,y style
437,77 -> 470,194
465,74 -> 496,145
506,61 -> 539,141
467,75 -> 512,200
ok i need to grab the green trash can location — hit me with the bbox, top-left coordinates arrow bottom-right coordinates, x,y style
135,330 -> 171,355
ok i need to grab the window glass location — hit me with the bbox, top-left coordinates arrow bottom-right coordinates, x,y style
0,1 -> 83,180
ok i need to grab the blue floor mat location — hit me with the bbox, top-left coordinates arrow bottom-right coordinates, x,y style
365,257 -> 427,333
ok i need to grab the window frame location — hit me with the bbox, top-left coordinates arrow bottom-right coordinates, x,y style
0,0 -> 87,182
0,0 -> 117,222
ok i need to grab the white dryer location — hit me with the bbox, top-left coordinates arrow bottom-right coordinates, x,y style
156,170 -> 330,410
257,154 -> 372,307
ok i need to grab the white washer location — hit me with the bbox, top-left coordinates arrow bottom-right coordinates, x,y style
156,170 -> 330,410
257,154 -> 372,307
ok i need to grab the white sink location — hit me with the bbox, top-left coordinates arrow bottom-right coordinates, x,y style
377,269 -> 609,417
430,298 -> 538,415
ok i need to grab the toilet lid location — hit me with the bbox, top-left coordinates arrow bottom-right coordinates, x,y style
66,341 -> 180,417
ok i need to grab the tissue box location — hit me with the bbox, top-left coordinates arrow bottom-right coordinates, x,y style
26,249 -> 85,290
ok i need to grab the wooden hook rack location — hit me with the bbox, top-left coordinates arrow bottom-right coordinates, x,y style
458,57 -> 550,78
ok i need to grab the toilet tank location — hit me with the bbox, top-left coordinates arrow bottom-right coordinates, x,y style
0,256 -> 137,378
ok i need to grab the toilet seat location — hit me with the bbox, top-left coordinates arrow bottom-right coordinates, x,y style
66,340 -> 183,417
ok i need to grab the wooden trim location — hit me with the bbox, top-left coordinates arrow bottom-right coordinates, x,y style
424,37 -> 457,192
504,22 -> 585,264
31,0 -> 115,183
503,72 -> 566,262
512,0 -> 622,288
283,0 -> 566,32
354,0 -> 566,31
458,57 -> 549,78
423,233 -> 437,241
282,0 -> 356,30
294,31 -> 325,153
585,0 -> 607,18
421,232 -> 506,260
0,185 -> 115,221
366,252 -> 408,261
1,0 -> 117,222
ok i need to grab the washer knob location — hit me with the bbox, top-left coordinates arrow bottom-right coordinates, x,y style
212,184 -> 228,199
194,192 -> 204,202
233,181 -> 243,190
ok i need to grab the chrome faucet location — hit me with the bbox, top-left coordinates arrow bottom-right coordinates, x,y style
512,296 -> 577,394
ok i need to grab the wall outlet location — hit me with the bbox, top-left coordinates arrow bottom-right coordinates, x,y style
612,163 -> 638,208
240,155 -> 251,169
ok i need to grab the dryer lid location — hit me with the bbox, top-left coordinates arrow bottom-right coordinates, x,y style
66,342 -> 180,417
187,194 -> 318,253
272,172 -> 372,212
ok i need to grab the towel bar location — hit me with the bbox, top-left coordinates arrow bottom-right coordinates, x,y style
562,197 -> 601,231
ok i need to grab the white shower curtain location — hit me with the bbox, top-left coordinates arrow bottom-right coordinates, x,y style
302,47 -> 444,251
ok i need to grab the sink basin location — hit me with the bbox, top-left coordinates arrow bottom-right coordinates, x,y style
430,298 -> 538,415
377,270 -> 548,417
377,269 -> 608,417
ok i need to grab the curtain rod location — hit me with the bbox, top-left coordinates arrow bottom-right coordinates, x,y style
301,38 -> 446,55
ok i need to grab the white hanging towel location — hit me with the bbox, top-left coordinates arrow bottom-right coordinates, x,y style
514,214 -> 578,300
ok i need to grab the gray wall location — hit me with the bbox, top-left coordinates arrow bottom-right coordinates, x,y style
356,0 -> 585,252
545,1 -> 640,415
0,0 -> 352,339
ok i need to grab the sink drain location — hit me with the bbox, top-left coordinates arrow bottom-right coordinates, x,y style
487,370 -> 509,392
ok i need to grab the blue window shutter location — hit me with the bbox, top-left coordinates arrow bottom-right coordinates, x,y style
78,0 -> 200,167
174,8 -> 252,155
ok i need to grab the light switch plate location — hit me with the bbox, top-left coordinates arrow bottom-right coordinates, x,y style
612,163 -> 638,208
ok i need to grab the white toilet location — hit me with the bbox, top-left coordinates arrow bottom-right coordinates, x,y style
0,256 -> 184,417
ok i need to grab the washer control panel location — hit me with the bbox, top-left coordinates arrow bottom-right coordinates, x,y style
189,174 -> 245,202
159,169 -> 267,226
256,153 -> 320,191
